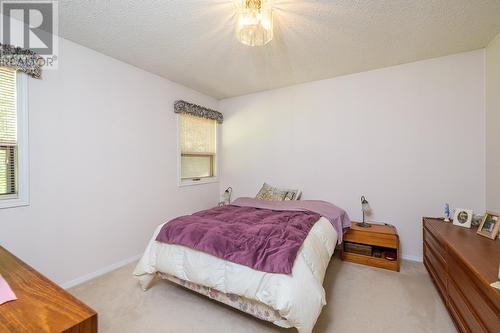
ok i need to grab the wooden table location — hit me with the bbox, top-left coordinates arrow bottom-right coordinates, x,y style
341,222 -> 400,271
0,246 -> 97,332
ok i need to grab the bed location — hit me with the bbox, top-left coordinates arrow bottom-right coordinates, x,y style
134,197 -> 350,333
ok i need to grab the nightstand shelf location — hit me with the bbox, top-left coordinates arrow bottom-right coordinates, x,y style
341,222 -> 400,272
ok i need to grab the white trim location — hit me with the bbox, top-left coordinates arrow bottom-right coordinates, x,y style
61,251 -> 423,290
176,113 -> 182,186
0,72 -> 29,209
61,254 -> 142,289
401,254 -> 423,262
179,177 -> 218,187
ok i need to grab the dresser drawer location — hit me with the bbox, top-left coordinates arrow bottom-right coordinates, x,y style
424,244 -> 447,300
448,279 -> 486,333
423,226 -> 446,264
447,295 -> 470,333
424,243 -> 447,287
448,254 -> 500,333
344,231 -> 398,249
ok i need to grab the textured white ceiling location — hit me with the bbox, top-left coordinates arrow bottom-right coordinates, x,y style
59,0 -> 500,99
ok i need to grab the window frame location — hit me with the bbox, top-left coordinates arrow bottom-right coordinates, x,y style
0,71 -> 29,209
176,114 -> 218,187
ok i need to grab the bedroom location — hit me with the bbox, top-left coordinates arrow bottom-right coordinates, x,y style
0,1 -> 499,332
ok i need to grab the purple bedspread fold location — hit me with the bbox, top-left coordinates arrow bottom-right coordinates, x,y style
231,197 -> 351,243
155,198 -> 351,274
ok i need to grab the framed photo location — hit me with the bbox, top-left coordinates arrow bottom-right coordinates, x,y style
452,209 -> 473,228
477,211 -> 500,240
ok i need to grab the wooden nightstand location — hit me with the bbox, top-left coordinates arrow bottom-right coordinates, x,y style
341,222 -> 400,272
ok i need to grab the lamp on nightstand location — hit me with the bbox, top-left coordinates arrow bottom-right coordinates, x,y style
218,187 -> 233,206
357,196 -> 371,228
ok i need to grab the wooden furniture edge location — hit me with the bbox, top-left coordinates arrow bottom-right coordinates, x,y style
1,246 -> 97,320
0,246 -> 97,332
423,218 -> 500,289
422,218 -> 500,333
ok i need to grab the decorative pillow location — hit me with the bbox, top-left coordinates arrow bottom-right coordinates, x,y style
255,183 -> 288,201
284,190 -> 300,201
284,192 -> 295,201
255,183 -> 302,201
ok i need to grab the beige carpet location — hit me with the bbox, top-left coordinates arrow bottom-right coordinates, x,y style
69,255 -> 457,333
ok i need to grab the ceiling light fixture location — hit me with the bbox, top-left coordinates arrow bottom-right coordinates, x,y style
235,0 -> 273,47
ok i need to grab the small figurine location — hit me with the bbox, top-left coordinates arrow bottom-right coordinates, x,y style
444,203 -> 450,222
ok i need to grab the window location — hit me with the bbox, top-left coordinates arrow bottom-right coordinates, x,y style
178,113 -> 217,185
0,67 -> 28,208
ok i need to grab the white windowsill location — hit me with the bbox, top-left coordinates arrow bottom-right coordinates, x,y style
178,177 -> 219,187
0,196 -> 29,209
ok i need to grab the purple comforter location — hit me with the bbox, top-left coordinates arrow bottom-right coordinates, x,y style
155,198 -> 351,274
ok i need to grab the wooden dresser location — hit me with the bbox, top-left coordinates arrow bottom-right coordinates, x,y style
423,218 -> 500,333
0,246 -> 97,332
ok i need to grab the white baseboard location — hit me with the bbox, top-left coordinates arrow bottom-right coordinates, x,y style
61,254 -> 142,289
401,254 -> 423,262
60,251 -> 422,289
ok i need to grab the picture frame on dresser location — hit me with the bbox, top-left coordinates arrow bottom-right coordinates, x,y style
477,211 -> 500,240
452,209 -> 473,229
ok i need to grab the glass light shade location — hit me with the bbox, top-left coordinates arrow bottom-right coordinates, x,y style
235,0 -> 273,46
361,196 -> 370,213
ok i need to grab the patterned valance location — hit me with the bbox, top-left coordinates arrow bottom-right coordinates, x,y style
174,100 -> 223,124
0,44 -> 43,79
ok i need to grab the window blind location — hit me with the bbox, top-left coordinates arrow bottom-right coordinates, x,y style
179,113 -> 216,180
0,67 -> 17,196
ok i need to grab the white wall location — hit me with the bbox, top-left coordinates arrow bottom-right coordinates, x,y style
486,34 -> 500,212
0,38 -> 219,285
220,50 -> 486,261
0,38 -> 488,285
